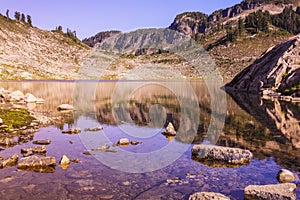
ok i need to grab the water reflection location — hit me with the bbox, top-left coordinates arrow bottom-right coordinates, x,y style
0,81 -> 299,199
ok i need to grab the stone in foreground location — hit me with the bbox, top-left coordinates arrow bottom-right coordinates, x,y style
60,155 -> 71,170
18,155 -> 56,173
62,128 -> 81,134
21,145 -> 47,157
189,192 -> 230,200
57,104 -> 74,111
192,144 -> 253,165
162,122 -> 176,136
0,154 -> 18,168
244,183 -> 296,200
277,169 -> 298,183
84,126 -> 103,132
117,138 -> 130,146
32,140 -> 51,145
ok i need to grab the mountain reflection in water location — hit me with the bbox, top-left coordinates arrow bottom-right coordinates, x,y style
0,81 -> 299,199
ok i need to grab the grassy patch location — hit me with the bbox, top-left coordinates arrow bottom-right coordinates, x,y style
0,109 -> 35,129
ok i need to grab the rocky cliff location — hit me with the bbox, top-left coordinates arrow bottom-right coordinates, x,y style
225,35 -> 300,93
82,30 -> 121,47
0,14 -> 90,80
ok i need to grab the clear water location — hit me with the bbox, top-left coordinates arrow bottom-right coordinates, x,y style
0,81 -> 299,199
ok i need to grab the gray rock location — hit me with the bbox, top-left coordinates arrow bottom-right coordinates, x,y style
244,183 -> 296,200
32,140 -> 51,145
62,128 -> 81,134
84,126 -> 103,132
0,154 -> 18,168
162,122 -> 176,136
24,93 -> 37,103
21,145 -> 47,157
58,104 -> 74,111
192,144 -> 253,165
10,90 -> 24,101
117,138 -> 130,146
226,35 -> 300,93
0,138 -> 18,147
189,192 -> 230,200
18,155 -> 56,173
277,169 -> 297,183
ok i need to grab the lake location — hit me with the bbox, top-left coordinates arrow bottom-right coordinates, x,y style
0,81 -> 299,199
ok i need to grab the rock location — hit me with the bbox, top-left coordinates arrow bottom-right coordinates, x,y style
117,138 -> 130,146
192,144 -> 253,165
21,145 -> 47,157
162,122 -> 176,136
189,192 -> 230,200
62,128 -> 81,134
58,104 -> 74,111
0,118 -> 2,124
17,155 -> 56,173
226,35 -> 300,93
277,169 -> 297,183
131,140 -> 142,145
84,126 -> 103,132
244,183 -> 296,200
60,155 -> 71,170
24,93 -> 37,103
91,145 -> 118,153
10,90 -> 24,101
0,154 -> 18,168
82,151 -> 94,156
0,138 -> 18,147
35,98 -> 45,104
32,140 -> 51,145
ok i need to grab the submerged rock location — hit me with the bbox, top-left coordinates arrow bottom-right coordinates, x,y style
84,126 -> 103,132
189,192 -> 230,200
192,144 -> 253,165
162,122 -> 176,136
0,154 -> 18,168
244,183 -> 296,200
58,104 -> 74,111
21,145 -> 47,157
277,169 -> 298,183
131,140 -> 142,145
18,155 -> 56,173
62,128 -> 81,134
32,140 -> 51,145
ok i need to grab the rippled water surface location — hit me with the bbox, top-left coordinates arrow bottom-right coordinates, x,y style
0,81 -> 299,199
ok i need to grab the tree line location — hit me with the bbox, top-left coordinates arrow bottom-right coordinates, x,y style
5,9 -> 32,26
226,5 -> 300,42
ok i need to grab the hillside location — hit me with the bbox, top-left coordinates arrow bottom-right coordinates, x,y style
0,14 -> 90,80
168,0 -> 300,80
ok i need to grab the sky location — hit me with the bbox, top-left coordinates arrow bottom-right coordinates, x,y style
0,0 -> 242,39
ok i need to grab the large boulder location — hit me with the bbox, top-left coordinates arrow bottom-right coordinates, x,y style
10,90 -> 24,101
189,192 -> 230,200
192,144 -> 253,165
18,155 -> 56,173
226,35 -> 300,93
244,183 -> 296,200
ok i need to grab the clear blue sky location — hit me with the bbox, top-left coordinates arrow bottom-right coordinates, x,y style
0,0 -> 242,39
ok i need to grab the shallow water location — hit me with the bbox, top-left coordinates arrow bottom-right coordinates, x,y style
0,81 -> 299,199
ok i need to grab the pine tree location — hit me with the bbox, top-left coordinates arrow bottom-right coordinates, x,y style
14,12 -> 20,21
27,15 -> 32,26
21,13 -> 26,22
6,9 -> 9,19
